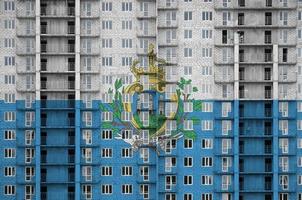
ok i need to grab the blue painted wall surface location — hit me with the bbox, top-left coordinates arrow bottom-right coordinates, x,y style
0,100 -> 301,199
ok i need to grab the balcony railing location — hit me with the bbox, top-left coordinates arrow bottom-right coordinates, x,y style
41,81 -> 75,90
41,7 -> 75,17
41,44 -> 75,54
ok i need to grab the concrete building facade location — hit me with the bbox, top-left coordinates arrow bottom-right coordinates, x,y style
0,0 -> 302,200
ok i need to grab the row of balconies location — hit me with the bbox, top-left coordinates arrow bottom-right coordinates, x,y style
214,0 -> 297,10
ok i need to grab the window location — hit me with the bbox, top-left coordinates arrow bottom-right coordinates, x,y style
122,2 -> 132,11
279,157 -> 289,172
4,148 -> 16,158
184,11 -> 192,21
4,57 -> 15,66
25,167 -> 34,181
102,57 -> 112,67
4,19 -> 15,29
25,148 -> 34,163
102,20 -> 112,30
238,13 -> 244,25
280,11 -> 288,25
184,66 -> 192,76
201,157 -> 213,167
4,93 -> 15,103
101,130 -> 112,140
202,48 -> 212,57
122,57 -> 132,67
101,184 -> 112,195
121,112 -> 132,122
165,157 -> 176,172
184,175 -> 193,185
25,185 -> 34,199
101,166 -> 112,176
222,120 -> 232,135
222,139 -> 232,154
184,120 -> 193,130
222,102 -> 232,117
4,1 -> 15,11
298,102 -> 302,112
121,148 -> 133,158
140,148 -> 149,163
4,112 -> 15,121
4,167 -> 15,177
83,2 -> 91,16
202,120 -> 213,130
184,29 -> 192,39
201,193 -> 213,200
121,130 -> 132,139
121,166 -> 133,176
82,130 -> 92,145
222,12 -> 231,26
25,112 -> 34,127
201,139 -> 213,149
4,130 -> 15,140
102,38 -> 112,48
4,38 -> 15,48
184,102 -> 193,112
122,184 -> 132,194
122,38 -> 132,48
201,102 -> 213,112
201,29 -> 212,39
222,175 -> 231,190
101,148 -> 112,158
222,30 -> 228,44
140,166 -> 149,181
101,93 -> 113,103
279,120 -> 288,135
201,66 -> 212,76
122,20 -> 132,30
4,185 -> 15,195
102,112 -> 113,121
279,175 -> 289,190
202,11 -> 212,21
102,2 -> 112,11
184,193 -> 193,200
82,185 -> 92,199
279,138 -> 289,154
298,139 -> 302,149
298,157 -> 302,167
165,175 -> 176,190
184,139 -> 193,149
265,12 -> 272,25
140,184 -> 149,199
4,75 -> 15,84
184,48 -> 193,57
82,148 -> 92,163
222,157 -> 232,172
201,176 -> 213,185
82,166 -> 92,181
238,0 -> 245,6
83,112 -> 92,126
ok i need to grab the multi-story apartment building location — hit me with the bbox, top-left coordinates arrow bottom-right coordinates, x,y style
1,0 -> 302,200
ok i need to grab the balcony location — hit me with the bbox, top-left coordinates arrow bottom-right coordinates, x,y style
40,44 -> 75,55
40,25 -> 75,36
40,7 -> 75,18
16,8 -> 35,18
40,100 -> 75,109
41,81 -> 75,91
158,1 -> 178,9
